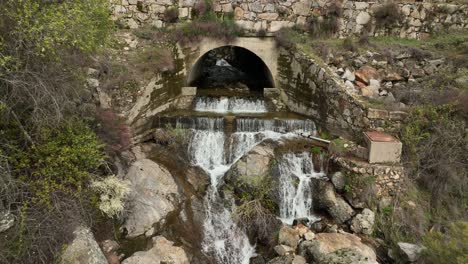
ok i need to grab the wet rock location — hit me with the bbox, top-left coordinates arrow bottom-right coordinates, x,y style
224,142 -> 276,193
397,242 -> 425,262
292,218 -> 309,226
123,159 -> 181,237
275,244 -> 295,256
61,226 -> 107,264
314,180 -> 355,224
350,209 -> 375,235
0,211 -> 14,233
279,226 -> 301,249
310,221 -> 325,233
122,236 -> 189,264
298,233 -> 377,263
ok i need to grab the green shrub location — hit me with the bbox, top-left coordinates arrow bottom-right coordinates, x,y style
401,104 -> 467,212
2,0 -> 113,60
12,121 -> 106,206
422,221 -> 468,264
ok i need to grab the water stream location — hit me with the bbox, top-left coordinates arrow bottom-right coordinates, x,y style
277,152 -> 327,225
194,96 -> 267,113
177,97 -> 323,263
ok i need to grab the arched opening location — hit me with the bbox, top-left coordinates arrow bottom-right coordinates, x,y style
187,46 -> 275,93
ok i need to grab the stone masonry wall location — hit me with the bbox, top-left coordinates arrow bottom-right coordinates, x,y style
335,156 -> 404,199
110,0 -> 467,38
276,47 -> 405,138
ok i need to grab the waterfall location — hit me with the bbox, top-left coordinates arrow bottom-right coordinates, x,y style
236,118 -> 316,134
194,96 -> 267,113
185,117 -> 305,263
277,152 -> 327,225
187,121 -> 260,263
171,97 -> 320,262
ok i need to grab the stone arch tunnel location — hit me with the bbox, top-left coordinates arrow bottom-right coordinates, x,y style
187,45 -> 275,92
186,37 -> 278,93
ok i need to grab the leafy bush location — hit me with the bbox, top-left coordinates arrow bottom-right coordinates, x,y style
374,2 -> 404,30
91,175 -> 131,218
2,0 -> 113,60
0,0 -> 113,132
12,121 -> 105,206
422,221 -> 468,264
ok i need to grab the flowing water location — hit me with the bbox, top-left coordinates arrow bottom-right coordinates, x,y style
174,96 -> 323,263
194,96 -> 268,113
277,152 -> 327,225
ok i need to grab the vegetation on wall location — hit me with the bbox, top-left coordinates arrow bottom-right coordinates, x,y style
373,2 -> 404,30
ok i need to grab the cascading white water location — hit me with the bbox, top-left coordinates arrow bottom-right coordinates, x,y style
176,107 -> 319,262
194,96 -> 267,113
236,118 -> 316,134
186,120 -> 260,264
278,152 -> 327,225
184,118 -> 307,263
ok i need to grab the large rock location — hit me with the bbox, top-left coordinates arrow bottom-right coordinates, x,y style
61,226 -> 107,264
123,159 -> 181,237
122,236 -> 189,264
279,226 -> 301,249
0,211 -> 14,233
351,209 -> 375,235
224,142 -> 276,194
298,233 -> 377,263
318,248 -> 377,264
313,180 -> 355,224
397,242 -> 425,262
355,66 -> 380,85
330,171 -> 345,191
